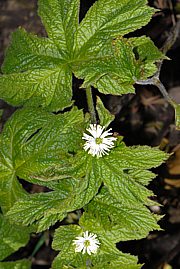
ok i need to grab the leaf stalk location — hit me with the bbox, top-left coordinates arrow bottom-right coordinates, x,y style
86,87 -> 97,124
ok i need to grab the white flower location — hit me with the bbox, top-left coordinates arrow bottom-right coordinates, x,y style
73,231 -> 100,255
82,124 -> 117,157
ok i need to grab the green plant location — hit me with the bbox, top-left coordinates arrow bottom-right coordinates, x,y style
0,0 -> 177,268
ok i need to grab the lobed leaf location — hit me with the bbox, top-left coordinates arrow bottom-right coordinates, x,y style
0,65 -> 72,112
75,0 -> 155,54
7,154 -> 102,231
129,36 -> 165,78
16,141 -> 165,231
126,169 -> 157,186
0,260 -> 31,269
0,105 -> 168,233
96,97 -> 115,128
38,0 -> 79,55
6,191 -> 68,232
74,36 -> 164,95
0,107 -> 84,212
2,29 -> 65,74
1,28 -> 73,111
52,224 -> 141,269
0,169 -> 27,213
0,0 -> 164,109
0,214 -> 31,261
74,37 -> 141,92
0,0 -> 79,112
71,144 -> 168,208
80,187 -> 161,243
98,144 -> 168,206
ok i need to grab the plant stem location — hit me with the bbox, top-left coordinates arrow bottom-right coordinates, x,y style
86,87 -> 97,124
136,19 -> 180,106
29,233 -> 46,258
136,77 -> 174,106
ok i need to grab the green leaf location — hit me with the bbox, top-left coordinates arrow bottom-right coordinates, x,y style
69,153 -> 103,209
75,0 -> 155,54
52,225 -> 87,268
6,178 -> 79,231
52,224 -> 81,251
80,187 -> 161,243
72,0 -> 163,95
0,164 -> 27,213
52,224 -> 141,269
74,36 -> 164,96
0,2 -> 169,268
0,214 -> 30,261
1,28 -> 73,112
97,143 -> 168,206
8,68 -> 71,111
2,29 -> 65,73
0,107 -> 84,212
7,153 -> 102,231
96,97 -> 115,128
71,143 -> 168,208
0,0 -> 164,109
125,169 -> 157,186
109,144 -> 168,169
2,110 -> 167,232
1,0 -> 80,111
129,36 -> 165,78
12,140 -> 165,231
6,190 -> 68,232
38,0 -> 79,55
74,37 -> 141,94
0,0 -> 80,111
0,260 -> 31,269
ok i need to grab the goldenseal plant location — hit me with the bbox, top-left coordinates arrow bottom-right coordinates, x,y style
0,0 -> 174,268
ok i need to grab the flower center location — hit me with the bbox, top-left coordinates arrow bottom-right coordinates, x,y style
84,240 -> 91,247
95,137 -> 103,144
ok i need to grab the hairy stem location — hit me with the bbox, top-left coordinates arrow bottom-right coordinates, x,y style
86,87 -> 97,124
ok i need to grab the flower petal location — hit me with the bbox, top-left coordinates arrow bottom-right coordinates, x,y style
82,125 -> 117,157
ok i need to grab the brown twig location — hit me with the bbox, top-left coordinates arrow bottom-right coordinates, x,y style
136,19 -> 180,107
